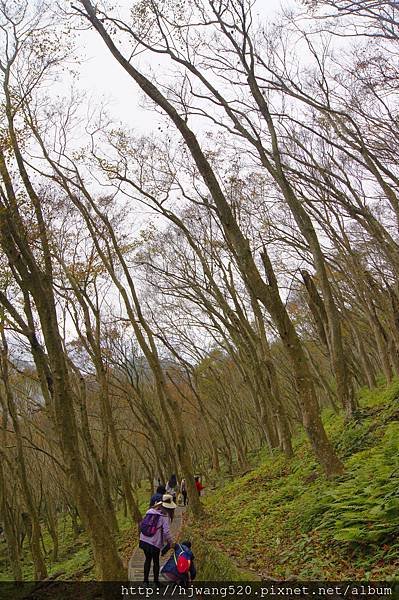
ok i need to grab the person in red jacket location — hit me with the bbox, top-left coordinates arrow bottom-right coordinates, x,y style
194,476 -> 204,496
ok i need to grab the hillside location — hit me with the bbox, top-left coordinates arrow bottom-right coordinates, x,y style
186,382 -> 399,580
1,382 -> 398,587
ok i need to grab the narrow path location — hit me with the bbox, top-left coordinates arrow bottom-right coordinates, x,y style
128,506 -> 185,582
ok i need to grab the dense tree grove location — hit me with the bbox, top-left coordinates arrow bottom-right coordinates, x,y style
0,0 -> 398,580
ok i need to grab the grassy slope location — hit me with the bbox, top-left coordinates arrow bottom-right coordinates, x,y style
186,382 -> 399,580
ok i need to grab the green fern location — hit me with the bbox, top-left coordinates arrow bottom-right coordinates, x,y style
303,422 -> 399,545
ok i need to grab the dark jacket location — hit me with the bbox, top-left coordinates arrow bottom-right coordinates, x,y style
161,543 -> 196,585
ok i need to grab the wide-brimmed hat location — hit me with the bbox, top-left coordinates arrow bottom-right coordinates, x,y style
155,493 -> 176,510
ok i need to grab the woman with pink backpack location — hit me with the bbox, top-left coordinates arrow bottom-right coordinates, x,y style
139,494 -> 176,586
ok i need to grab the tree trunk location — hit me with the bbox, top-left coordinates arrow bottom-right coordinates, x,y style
351,327 -> 377,389
301,270 -> 355,419
0,339 -> 48,580
0,460 -> 23,581
45,502 -> 59,562
77,377 -> 119,535
68,505 -> 81,537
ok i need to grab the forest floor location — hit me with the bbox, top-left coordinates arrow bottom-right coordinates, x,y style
1,381 -> 398,583
186,380 -> 399,580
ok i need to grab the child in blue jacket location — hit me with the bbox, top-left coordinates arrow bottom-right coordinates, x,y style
160,540 -> 196,586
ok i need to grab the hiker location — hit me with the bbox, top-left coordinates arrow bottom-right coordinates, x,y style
194,476 -> 204,497
150,485 -> 166,508
180,478 -> 188,506
139,494 -> 177,586
160,540 -> 196,586
166,474 -> 178,502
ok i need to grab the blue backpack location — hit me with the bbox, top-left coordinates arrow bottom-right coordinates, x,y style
140,512 -> 161,537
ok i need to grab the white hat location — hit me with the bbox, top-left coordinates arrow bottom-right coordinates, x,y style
156,493 -> 176,509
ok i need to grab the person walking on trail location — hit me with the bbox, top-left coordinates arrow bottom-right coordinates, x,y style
194,476 -> 204,497
149,484 -> 166,508
180,478 -> 188,506
160,540 -> 196,586
166,474 -> 178,502
139,494 -> 176,586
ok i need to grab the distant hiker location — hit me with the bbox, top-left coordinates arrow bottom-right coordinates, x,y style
139,494 -> 177,586
160,540 -> 196,586
150,485 -> 166,508
180,478 -> 188,506
166,474 -> 178,502
194,476 -> 204,497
